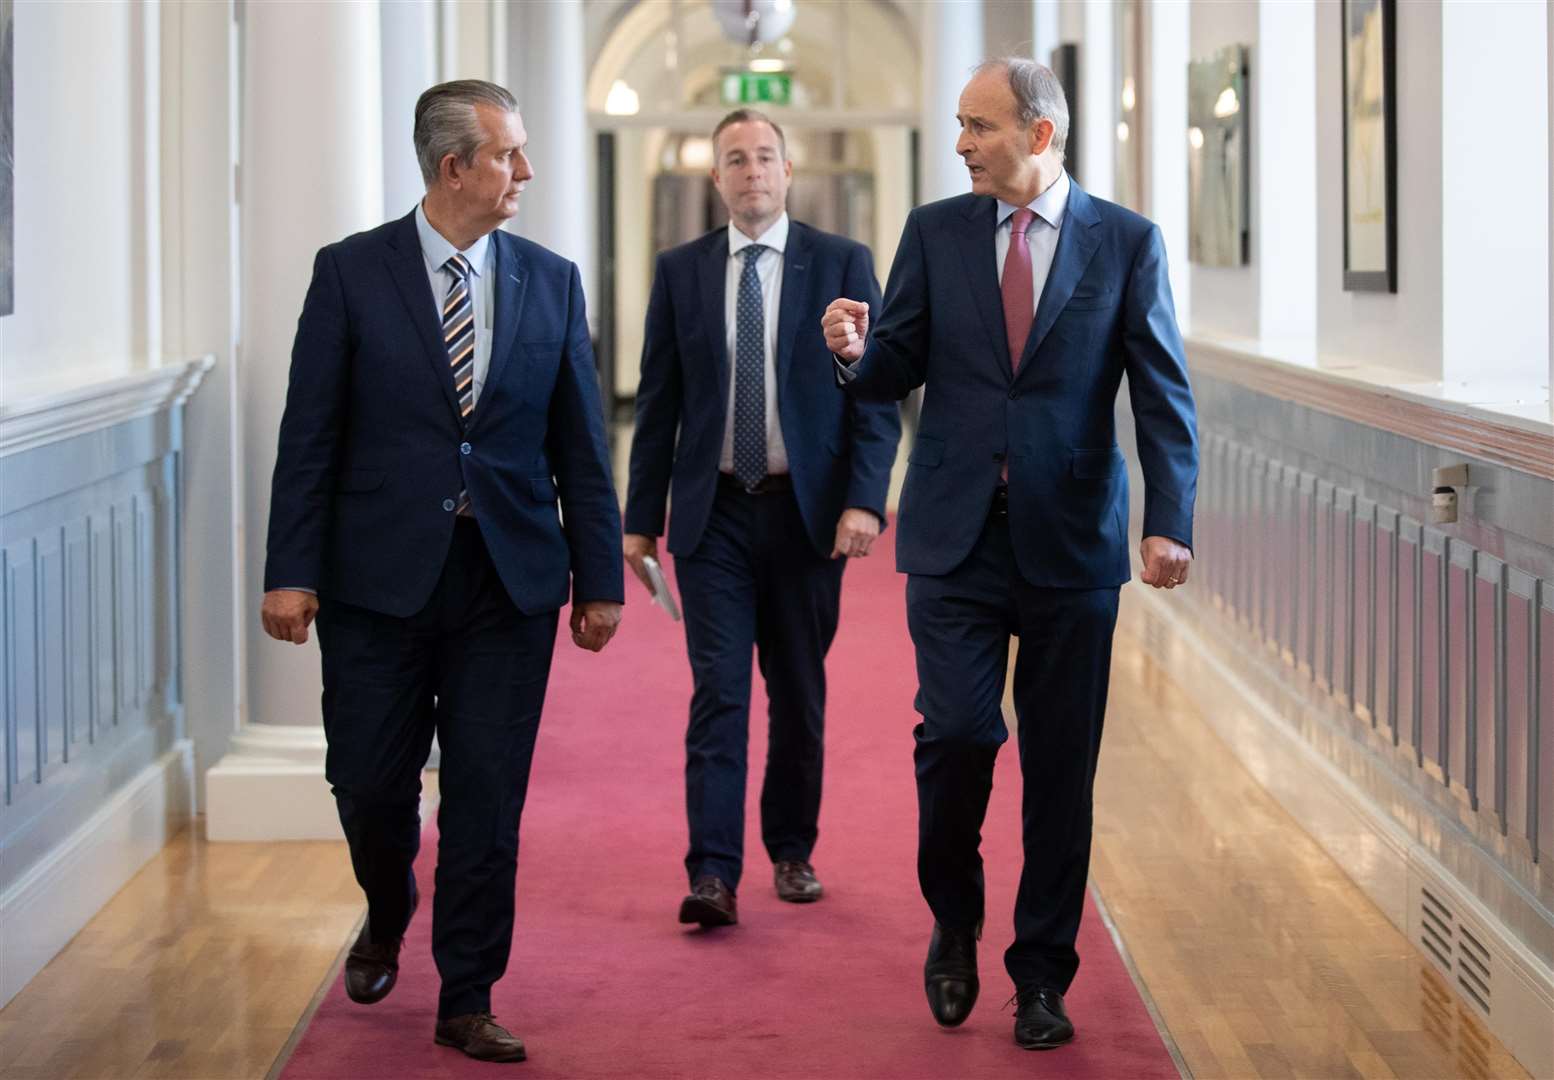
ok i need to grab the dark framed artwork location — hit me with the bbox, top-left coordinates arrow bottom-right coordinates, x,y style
1341,0 -> 1397,292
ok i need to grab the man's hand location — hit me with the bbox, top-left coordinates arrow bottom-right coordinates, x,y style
623,533 -> 659,593
570,600 -> 622,652
822,298 -> 870,362
832,508 -> 881,559
261,588 -> 320,644
1139,536 -> 1192,590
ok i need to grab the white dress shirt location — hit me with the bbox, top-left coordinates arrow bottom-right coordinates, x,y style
415,202 -> 494,410
720,213 -> 791,476
995,169 -> 1071,312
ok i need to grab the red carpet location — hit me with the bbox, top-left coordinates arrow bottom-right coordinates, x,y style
282,540 -> 1177,1078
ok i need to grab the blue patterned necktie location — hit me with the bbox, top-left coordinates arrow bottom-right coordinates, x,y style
732,243 -> 768,490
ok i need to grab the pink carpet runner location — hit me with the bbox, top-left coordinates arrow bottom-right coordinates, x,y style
283,540 -> 1177,1078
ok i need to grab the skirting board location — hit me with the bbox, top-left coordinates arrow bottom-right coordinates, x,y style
204,761 -> 342,842
0,740 -> 195,1008
1121,590 -> 1554,1079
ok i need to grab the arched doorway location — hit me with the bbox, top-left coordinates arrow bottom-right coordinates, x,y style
586,0 -> 921,409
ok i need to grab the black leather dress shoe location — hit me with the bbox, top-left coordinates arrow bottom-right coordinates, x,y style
1012,986 -> 1075,1049
678,875 -> 738,927
344,888 -> 418,1005
773,860 -> 823,903
923,922 -> 979,1027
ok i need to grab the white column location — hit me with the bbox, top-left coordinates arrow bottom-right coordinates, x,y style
1077,0 -> 1113,200
1441,0 -> 1547,388
1033,0 -> 1060,61
1256,0 -> 1316,354
1145,0 -> 1190,335
505,0 -> 592,301
381,0 -> 438,220
920,0 -> 983,203
206,0 -> 384,841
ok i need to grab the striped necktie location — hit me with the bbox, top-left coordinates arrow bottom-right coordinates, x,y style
443,253 -> 476,421
443,253 -> 475,513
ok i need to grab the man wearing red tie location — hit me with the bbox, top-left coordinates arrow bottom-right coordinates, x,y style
823,59 -> 1197,1050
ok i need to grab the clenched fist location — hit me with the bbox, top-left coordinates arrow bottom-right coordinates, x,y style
822,298 -> 870,362
261,588 -> 319,644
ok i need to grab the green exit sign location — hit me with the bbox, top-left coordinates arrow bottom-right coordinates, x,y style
721,70 -> 791,106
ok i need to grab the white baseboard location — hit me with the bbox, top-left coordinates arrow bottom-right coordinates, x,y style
1124,590 -> 1554,1080
205,723 -> 341,841
204,765 -> 342,841
0,740 -> 195,1008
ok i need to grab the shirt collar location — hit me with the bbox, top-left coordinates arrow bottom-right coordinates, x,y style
997,170 -> 1072,231
415,201 -> 492,277
728,212 -> 789,257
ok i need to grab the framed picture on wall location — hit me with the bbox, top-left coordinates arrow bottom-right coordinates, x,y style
1187,45 -> 1249,267
1341,0 -> 1397,292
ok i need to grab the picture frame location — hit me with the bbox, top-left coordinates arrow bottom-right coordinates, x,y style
1187,45 -> 1250,267
1341,0 -> 1397,293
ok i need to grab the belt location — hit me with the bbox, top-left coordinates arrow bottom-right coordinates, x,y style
990,485 -> 1009,517
718,472 -> 793,495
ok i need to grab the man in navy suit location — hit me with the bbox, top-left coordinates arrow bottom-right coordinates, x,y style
625,110 -> 900,927
260,80 -> 623,1064
824,59 -> 1197,1049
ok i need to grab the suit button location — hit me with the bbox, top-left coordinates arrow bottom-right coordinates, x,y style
1008,389 -> 1019,400
460,442 -> 472,455
442,498 -> 456,512
992,452 -> 1005,462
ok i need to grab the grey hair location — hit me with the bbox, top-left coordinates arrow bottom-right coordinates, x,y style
975,57 -> 1069,160
413,80 -> 518,186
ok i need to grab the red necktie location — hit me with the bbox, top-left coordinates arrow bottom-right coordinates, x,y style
1001,208 -> 1036,373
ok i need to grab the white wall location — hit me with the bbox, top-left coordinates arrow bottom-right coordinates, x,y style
1254,0 -> 1316,354
161,0 -> 241,808
1440,0 -> 1547,390
1187,0 -> 1258,341
1315,0 -> 1443,379
1,0 -> 156,396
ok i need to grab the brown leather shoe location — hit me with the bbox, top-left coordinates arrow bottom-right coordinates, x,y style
773,859 -> 823,903
343,889 -> 417,1005
434,1012 -> 527,1062
678,875 -> 738,926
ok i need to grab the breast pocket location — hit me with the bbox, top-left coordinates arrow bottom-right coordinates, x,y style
1063,289 -> 1114,312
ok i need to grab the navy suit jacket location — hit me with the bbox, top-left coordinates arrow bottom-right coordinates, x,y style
843,180 -> 1197,587
264,210 -> 625,618
625,221 -> 900,558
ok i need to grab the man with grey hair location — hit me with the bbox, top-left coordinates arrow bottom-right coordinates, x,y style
823,57 -> 1197,1049
261,79 -> 623,1063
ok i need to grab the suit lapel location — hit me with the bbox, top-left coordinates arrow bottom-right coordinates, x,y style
1018,179 -> 1102,376
478,230 -> 528,421
698,231 -> 732,408
385,211 -> 462,422
774,224 -> 811,396
953,197 -> 1013,381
